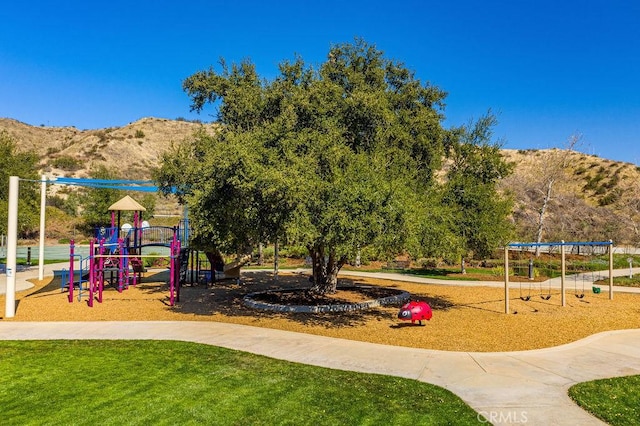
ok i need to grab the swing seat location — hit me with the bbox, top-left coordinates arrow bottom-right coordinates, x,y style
540,294 -> 551,300
575,293 -> 585,299
520,296 -> 531,301
592,286 -> 601,294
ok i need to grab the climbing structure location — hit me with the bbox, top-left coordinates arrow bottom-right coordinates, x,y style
66,195 -> 187,307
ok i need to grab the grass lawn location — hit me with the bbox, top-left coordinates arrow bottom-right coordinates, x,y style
0,340 -> 480,425
402,267 -> 486,280
569,375 -> 640,425
0,258 -> 69,266
608,275 -> 640,287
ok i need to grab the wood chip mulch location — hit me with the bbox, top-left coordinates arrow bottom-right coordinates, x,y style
3,270 -> 639,352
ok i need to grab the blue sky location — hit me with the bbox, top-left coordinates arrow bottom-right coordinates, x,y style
1,1 -> 638,164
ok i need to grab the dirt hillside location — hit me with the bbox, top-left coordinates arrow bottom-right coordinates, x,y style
3,117 -> 640,243
1,117 -> 216,181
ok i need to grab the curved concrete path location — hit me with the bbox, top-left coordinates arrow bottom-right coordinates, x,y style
1,321 -> 639,425
2,265 -> 640,424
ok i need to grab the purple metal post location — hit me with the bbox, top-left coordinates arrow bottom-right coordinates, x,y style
175,239 -> 182,303
68,240 -> 74,303
118,238 -> 124,292
169,238 -> 175,306
123,245 -> 129,288
88,239 -> 95,307
98,239 -> 105,303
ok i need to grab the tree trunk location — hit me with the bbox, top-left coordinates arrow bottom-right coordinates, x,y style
535,178 -> 554,256
274,239 -> 279,282
258,242 -> 264,266
308,244 -> 345,294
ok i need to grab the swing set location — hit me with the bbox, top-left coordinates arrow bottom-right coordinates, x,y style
566,243 -> 610,299
513,247 -> 556,301
504,241 -> 614,314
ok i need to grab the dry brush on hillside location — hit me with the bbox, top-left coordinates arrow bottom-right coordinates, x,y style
2,118 -> 639,245
501,149 -> 640,245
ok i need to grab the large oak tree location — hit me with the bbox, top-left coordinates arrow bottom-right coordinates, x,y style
156,39 -> 512,293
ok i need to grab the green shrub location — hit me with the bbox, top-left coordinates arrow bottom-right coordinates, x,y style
46,146 -> 61,155
417,258 -> 440,268
143,252 -> 160,268
280,245 -> 308,258
599,190 -> 621,206
493,265 -> 507,276
259,246 -> 275,261
134,129 -> 145,138
50,155 -> 82,171
594,185 -> 607,195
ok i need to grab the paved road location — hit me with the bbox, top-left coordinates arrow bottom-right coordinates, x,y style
2,265 -> 640,425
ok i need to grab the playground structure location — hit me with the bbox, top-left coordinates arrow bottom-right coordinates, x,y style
0,176 -> 248,317
64,195 -> 185,307
504,241 -> 614,314
62,194 -> 253,308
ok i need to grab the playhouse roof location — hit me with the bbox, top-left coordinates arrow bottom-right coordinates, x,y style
108,195 -> 147,212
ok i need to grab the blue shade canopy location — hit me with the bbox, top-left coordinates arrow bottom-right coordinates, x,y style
52,177 -> 159,192
48,177 -> 179,193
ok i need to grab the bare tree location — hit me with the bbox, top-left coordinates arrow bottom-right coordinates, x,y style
619,179 -> 640,246
532,134 -> 582,255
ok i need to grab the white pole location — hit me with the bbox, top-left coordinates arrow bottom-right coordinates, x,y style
5,176 -> 19,318
504,246 -> 509,314
38,175 -> 46,281
561,241 -> 566,307
609,240 -> 614,300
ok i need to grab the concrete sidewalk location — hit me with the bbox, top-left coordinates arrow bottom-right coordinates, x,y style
335,268 -> 640,294
0,261 -> 72,295
1,321 -> 639,425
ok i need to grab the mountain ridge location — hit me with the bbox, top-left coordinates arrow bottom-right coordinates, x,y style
2,117 -> 639,245
1,116 -> 216,181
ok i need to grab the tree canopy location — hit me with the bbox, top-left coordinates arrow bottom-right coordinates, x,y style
0,131 -> 40,237
156,39 -> 513,293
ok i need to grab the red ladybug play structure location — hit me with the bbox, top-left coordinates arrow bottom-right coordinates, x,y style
397,300 -> 432,325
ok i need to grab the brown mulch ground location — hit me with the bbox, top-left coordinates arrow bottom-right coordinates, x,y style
2,270 -> 639,352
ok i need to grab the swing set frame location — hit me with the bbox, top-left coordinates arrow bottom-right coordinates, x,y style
503,241 -> 614,314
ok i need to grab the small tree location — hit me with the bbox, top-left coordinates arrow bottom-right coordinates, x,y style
0,131 -> 40,237
444,114 -> 514,260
